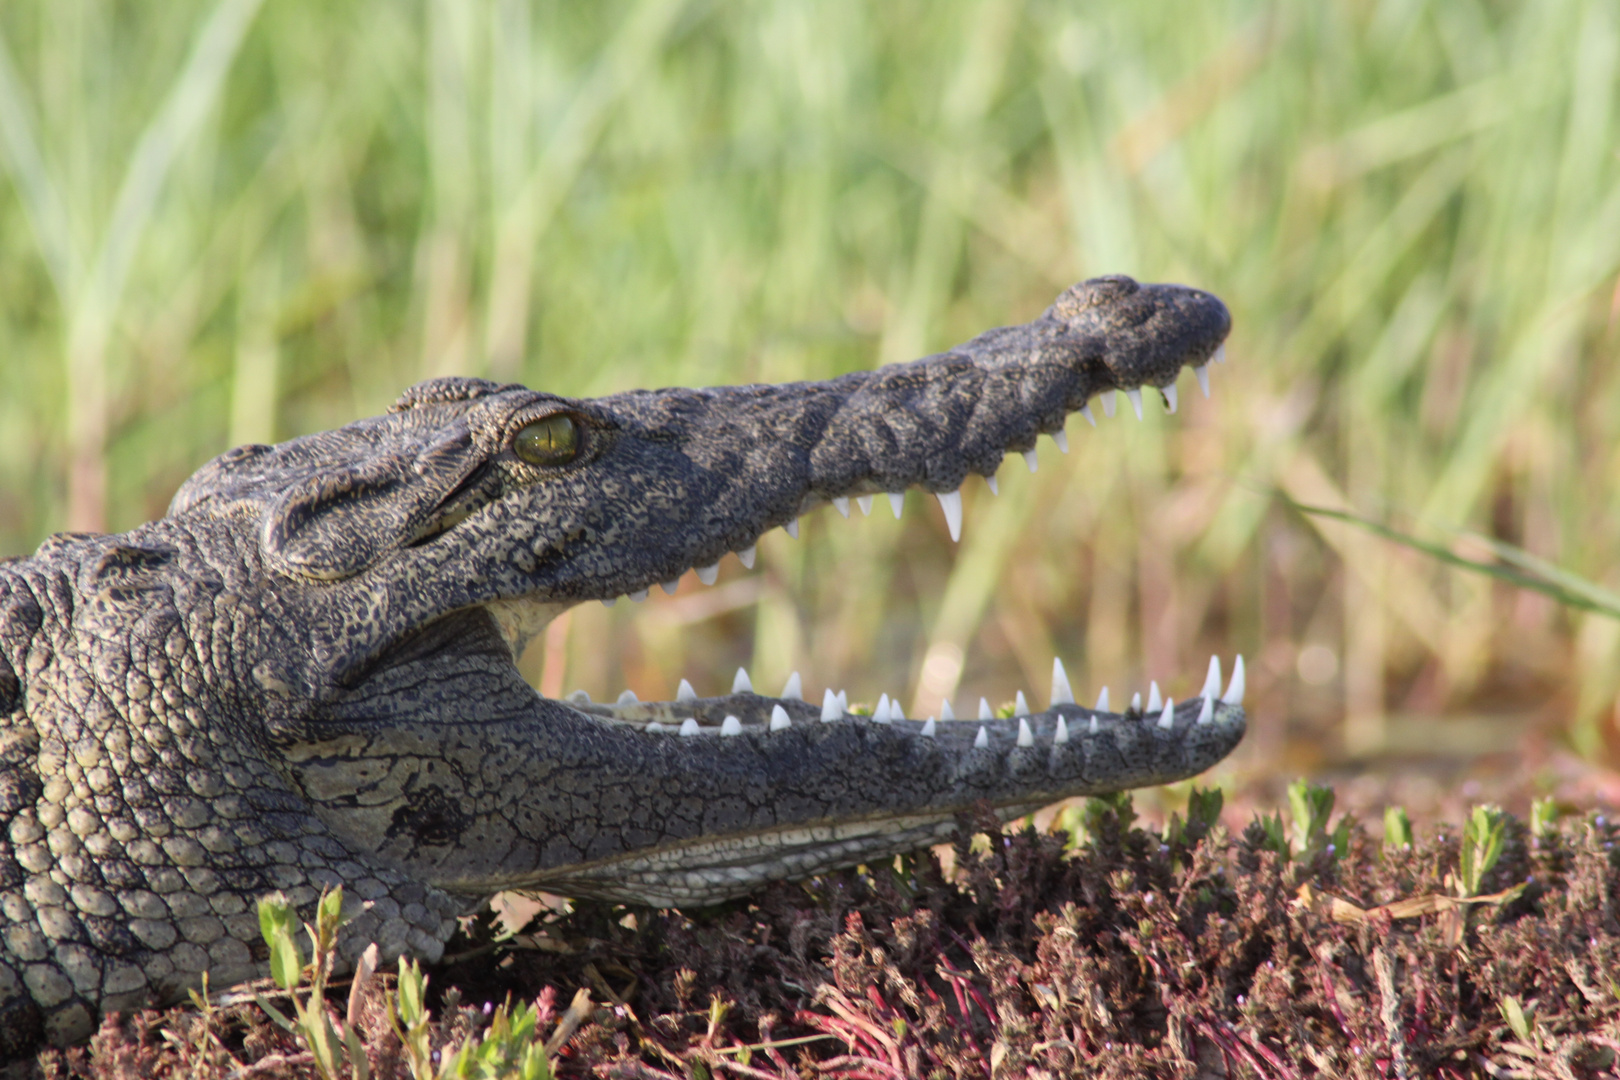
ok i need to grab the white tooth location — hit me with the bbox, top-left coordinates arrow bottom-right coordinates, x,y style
836,689 -> 848,711
677,679 -> 698,703
696,563 -> 719,586
1103,391 -> 1117,418
1052,429 -> 1069,453
1095,687 -> 1110,712
602,597 -> 618,607
732,667 -> 754,694
936,489 -> 963,542
1054,716 -> 1069,744
1214,343 -> 1227,364
645,722 -> 670,733
892,701 -> 905,721
1080,403 -> 1097,427
985,474 -> 999,495
660,579 -> 679,595
1022,450 -> 1038,472
569,689 -> 591,704
1158,698 -> 1175,729
1163,383 -> 1178,414
1196,696 -> 1214,725
770,705 -> 792,731
1126,387 -> 1144,420
833,496 -> 851,518
738,545 -> 756,569
1051,658 -> 1074,706
1017,718 -> 1034,747
1195,364 -> 1210,398
979,697 -> 993,721
1147,682 -> 1162,713
1223,654 -> 1246,705
1131,691 -> 1142,713
781,672 -> 803,700
874,694 -> 892,723
974,726 -> 990,749
821,689 -> 841,721
857,495 -> 874,516
784,518 -> 799,539
617,689 -> 639,705
679,718 -> 701,736
920,717 -> 937,738
1014,691 -> 1030,717
888,492 -> 905,518
630,589 -> 649,602
1089,715 -> 1099,735
1201,655 -> 1223,701
940,699 -> 956,721
720,715 -> 743,736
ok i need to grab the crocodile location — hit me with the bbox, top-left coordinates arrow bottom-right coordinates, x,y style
0,274 -> 1240,1056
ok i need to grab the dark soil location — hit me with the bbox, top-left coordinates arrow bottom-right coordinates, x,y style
27,794 -> 1620,1079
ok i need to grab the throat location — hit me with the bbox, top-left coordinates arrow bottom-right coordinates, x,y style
485,596 -> 573,659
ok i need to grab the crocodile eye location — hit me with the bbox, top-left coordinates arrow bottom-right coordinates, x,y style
512,415 -> 580,467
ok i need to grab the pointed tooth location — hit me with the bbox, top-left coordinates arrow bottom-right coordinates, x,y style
1052,429 -> 1069,453
979,697 -> 993,721
1146,681 -> 1162,713
857,495 -> 874,516
1095,687 -> 1110,712
679,718 -> 701,736
676,679 -> 697,703
1103,391 -> 1117,418
568,689 -> 592,704
1089,715 -> 1099,735
737,545 -> 756,569
769,705 -> 792,731
888,492 -> 905,518
892,701 -> 905,721
1126,388 -> 1144,420
1130,691 -> 1142,713
1080,403 -> 1097,427
919,717 -> 937,738
732,667 -> 754,694
1022,450 -> 1038,472
617,689 -> 639,705
1054,716 -> 1069,744
1196,696 -> 1214,725
660,579 -> 679,595
974,726 -> 990,749
630,589 -> 649,603
833,496 -> 851,518
1051,659 -> 1075,707
781,672 -> 803,700
1195,364 -> 1211,398
836,689 -> 848,710
1014,691 -> 1030,717
985,474 -> 999,495
602,597 -> 618,607
1214,343 -> 1227,364
1162,383 -> 1178,414
940,699 -> 956,721
784,518 -> 799,539
1016,718 -> 1035,747
874,694 -> 892,723
821,689 -> 841,721
720,715 -> 743,736
1158,698 -> 1176,730
1201,655 -> 1223,701
696,563 -> 719,586
936,489 -> 963,542
1223,655 -> 1246,705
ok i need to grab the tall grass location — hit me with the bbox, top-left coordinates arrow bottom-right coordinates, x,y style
1,0 -> 1617,768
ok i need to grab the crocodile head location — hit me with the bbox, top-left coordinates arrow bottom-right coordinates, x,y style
172,274 -> 1241,907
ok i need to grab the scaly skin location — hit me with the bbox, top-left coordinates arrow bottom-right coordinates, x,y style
0,275 -> 1240,1056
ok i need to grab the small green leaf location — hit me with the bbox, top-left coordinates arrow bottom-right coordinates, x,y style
1499,995 -> 1533,1041
1530,797 -> 1558,839
1187,787 -> 1224,830
1460,804 -> 1507,896
1384,806 -> 1413,850
257,893 -> 304,990
317,885 -> 346,934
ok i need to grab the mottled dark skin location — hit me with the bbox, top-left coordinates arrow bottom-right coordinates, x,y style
0,275 -> 1239,1056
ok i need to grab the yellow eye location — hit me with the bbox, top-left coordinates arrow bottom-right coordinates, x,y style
513,414 -> 580,467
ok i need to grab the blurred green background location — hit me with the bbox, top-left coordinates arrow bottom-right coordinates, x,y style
2,0 -> 1618,788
